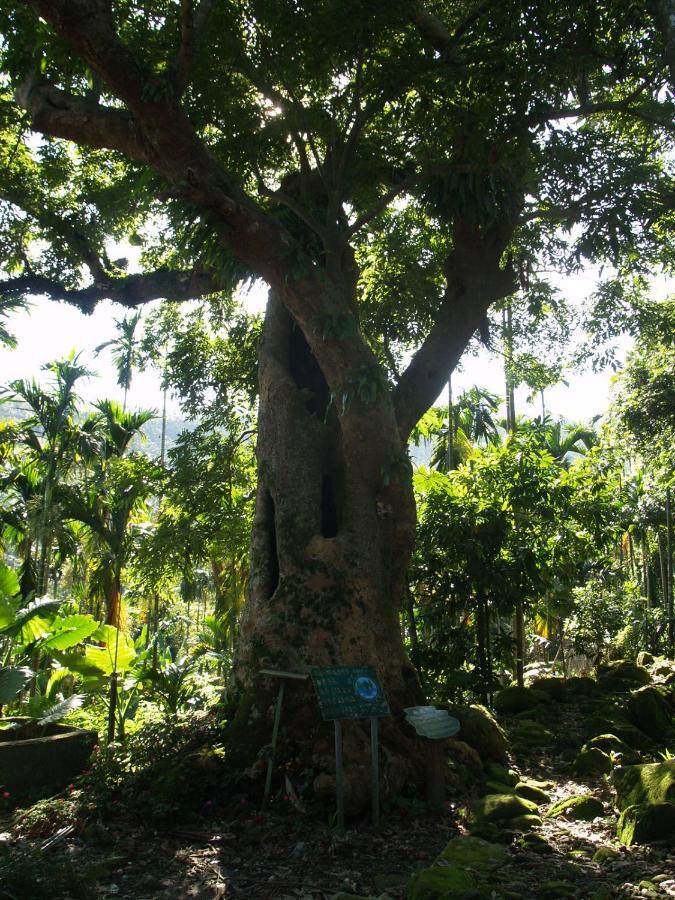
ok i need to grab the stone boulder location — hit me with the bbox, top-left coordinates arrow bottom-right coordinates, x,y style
510,719 -> 555,750
546,795 -> 604,821
627,686 -> 673,741
580,734 -> 640,765
613,760 -> 675,811
407,835 -> 508,899
597,659 -> 652,688
515,781 -> 551,804
574,747 -> 612,777
617,802 -> 675,846
529,677 -> 567,702
471,792 -> 539,823
565,676 -> 599,697
447,704 -> 509,763
580,713 -> 653,752
484,761 -> 519,786
637,651 -> 654,667
493,685 -> 550,715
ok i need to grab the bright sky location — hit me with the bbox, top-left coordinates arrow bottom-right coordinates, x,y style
0,270 -> 670,425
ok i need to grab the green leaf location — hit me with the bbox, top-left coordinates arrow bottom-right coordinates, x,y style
0,597 -> 62,639
45,666 -> 71,700
37,694 -> 84,725
40,614 -> 99,651
0,563 -> 20,600
0,666 -> 33,704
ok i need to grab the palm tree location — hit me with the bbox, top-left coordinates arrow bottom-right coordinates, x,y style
2,353 -> 92,595
537,420 -> 598,468
57,402 -> 156,627
0,295 -> 28,349
95,311 -> 143,411
431,386 -> 502,470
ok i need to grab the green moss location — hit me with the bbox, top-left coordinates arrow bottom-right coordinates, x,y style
438,835 -> 508,868
613,760 -> 675,811
515,781 -> 551,804
471,792 -> 538,823
509,814 -> 543,830
510,719 -> 555,748
529,677 -> 567,702
407,865 -> 477,899
448,704 -> 509,763
581,734 -> 640,764
483,762 -> 519,785
574,747 -> 612,776
626,686 -> 673,740
481,780 -> 516,796
493,686 -> 550,715
545,795 -> 604,820
597,660 -> 651,686
565,676 -> 598,697
592,846 -> 620,864
617,802 -> 675,846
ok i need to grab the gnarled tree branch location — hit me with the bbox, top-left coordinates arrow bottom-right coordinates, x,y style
394,219 -> 517,440
0,268 -> 223,314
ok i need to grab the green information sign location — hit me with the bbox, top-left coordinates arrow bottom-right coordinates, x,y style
310,666 -> 391,721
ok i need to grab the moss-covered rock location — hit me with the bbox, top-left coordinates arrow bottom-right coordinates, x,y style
565,676 -> 598,697
520,832 -> 553,853
484,761 -> 519,786
438,835 -> 509,868
529,677 -> 567,702
592,846 -> 620,864
637,651 -> 655,667
509,814 -> 543,831
597,659 -> 652,686
617,801 -> 675,846
613,760 -> 675,811
407,836 -> 508,899
574,747 -> 612,776
493,686 -> 549,715
480,780 -> 516,796
580,733 -> 640,765
471,792 -> 539,823
447,704 -> 509,763
511,719 -> 555,748
581,714 -> 653,752
545,794 -> 604,820
407,866 -> 477,899
652,660 -> 675,678
515,781 -> 551,804
627,686 -> 673,740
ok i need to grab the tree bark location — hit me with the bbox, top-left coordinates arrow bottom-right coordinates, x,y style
231,290 -> 424,806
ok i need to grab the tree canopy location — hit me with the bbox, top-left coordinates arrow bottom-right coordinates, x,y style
0,0 -> 672,443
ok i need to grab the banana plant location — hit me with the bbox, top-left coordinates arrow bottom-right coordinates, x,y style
0,562 -> 95,722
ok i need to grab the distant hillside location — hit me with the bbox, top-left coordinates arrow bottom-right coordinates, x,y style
0,400 -> 190,460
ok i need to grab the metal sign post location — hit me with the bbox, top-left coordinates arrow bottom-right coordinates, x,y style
310,666 -> 391,828
258,669 -> 309,808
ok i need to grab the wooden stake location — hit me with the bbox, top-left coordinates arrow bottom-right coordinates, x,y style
334,719 -> 344,829
370,717 -> 379,827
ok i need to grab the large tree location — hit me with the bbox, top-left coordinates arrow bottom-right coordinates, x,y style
0,1 -> 673,785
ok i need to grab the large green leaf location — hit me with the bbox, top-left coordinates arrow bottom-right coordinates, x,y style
0,666 -> 33,704
0,597 -> 62,639
40,614 -> 99,651
37,694 -> 83,725
0,597 -> 17,631
60,630 -> 137,677
0,563 -> 19,600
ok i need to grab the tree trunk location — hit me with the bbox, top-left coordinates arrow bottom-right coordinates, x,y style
231,291 -> 424,806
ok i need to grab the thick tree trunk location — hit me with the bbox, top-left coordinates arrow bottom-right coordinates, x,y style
231,291 -> 424,807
